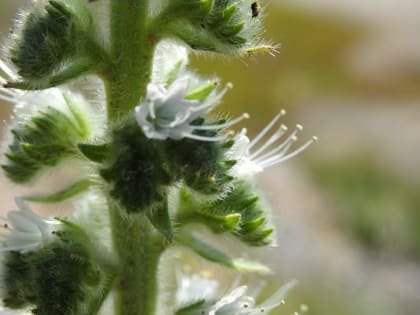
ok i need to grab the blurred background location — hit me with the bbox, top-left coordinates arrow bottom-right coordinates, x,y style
1,1 -> 419,315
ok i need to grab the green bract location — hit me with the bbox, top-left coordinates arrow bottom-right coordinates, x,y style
2,222 -> 112,315
2,92 -> 91,183
154,0 -> 266,55
10,1 -> 91,79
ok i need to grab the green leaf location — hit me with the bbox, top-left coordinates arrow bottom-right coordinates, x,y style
78,143 -> 109,163
147,199 -> 173,241
23,179 -> 92,203
177,231 -> 270,273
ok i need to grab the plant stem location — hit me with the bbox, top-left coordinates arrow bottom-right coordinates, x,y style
108,0 -> 155,119
106,2 -> 164,315
109,203 -> 164,315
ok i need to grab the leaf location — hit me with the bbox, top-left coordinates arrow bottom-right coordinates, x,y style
24,179 -> 92,203
78,143 -> 109,163
176,231 -> 270,274
147,200 -> 173,241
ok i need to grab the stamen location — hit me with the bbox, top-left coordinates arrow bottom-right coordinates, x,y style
0,87 -> 17,96
192,113 -> 250,130
182,132 -> 230,142
253,126 -> 300,163
249,125 -> 288,159
259,136 -> 317,168
0,59 -> 16,80
148,101 -> 156,119
0,93 -> 18,104
160,111 -> 191,128
248,110 -> 286,149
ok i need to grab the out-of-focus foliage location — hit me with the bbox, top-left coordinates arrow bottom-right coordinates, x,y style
306,156 -> 420,259
192,5 -> 364,117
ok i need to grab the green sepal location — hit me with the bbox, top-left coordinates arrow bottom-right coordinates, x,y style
166,60 -> 186,86
2,104 -> 89,184
240,216 -> 266,234
20,143 -> 72,165
164,129 -> 236,195
100,118 -> 173,213
175,300 -> 208,315
9,0 -> 92,81
146,197 -> 173,241
1,222 -> 112,315
186,81 -> 218,101
235,227 -> 274,247
157,0 -> 264,55
23,179 -> 92,203
5,56 -> 95,92
176,231 -> 270,274
177,189 -> 241,233
176,181 -> 275,247
78,143 -> 109,163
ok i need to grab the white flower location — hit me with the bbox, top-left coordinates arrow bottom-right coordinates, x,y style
229,110 -> 318,178
134,78 -> 248,141
0,198 -> 61,253
0,305 -> 30,315
175,271 -> 300,315
152,40 -> 189,86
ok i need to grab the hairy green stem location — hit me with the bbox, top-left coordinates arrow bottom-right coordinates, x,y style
109,204 -> 165,315
106,1 -> 165,315
107,0 -> 155,119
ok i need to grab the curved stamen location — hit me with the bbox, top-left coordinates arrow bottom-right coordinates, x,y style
148,100 -> 156,119
260,136 -> 318,168
0,59 -> 16,80
0,87 -> 16,96
253,124 -> 301,163
163,110 -> 193,128
256,135 -> 297,165
249,124 -> 288,159
0,93 -> 18,103
248,110 -> 286,150
182,132 -> 231,142
192,113 -> 250,130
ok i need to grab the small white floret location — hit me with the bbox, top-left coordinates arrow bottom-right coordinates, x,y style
0,198 -> 61,253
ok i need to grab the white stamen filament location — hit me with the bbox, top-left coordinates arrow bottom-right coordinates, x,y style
182,132 -> 231,142
0,59 -> 16,80
249,125 -> 288,159
259,136 -> 317,168
252,124 -> 301,164
248,110 -> 286,149
148,101 -> 156,119
192,113 -> 250,130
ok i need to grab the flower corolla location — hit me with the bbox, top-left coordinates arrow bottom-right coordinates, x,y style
0,198 -> 61,253
134,78 -> 248,141
175,271 -> 300,315
229,110 -> 318,178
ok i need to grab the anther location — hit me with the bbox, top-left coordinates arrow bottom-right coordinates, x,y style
296,124 -> 303,131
